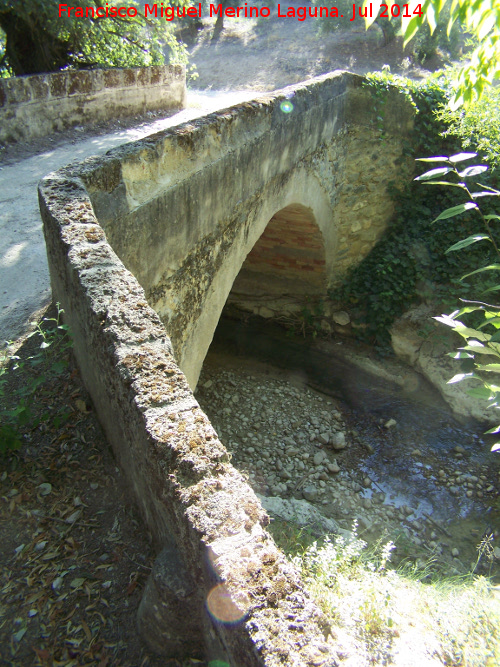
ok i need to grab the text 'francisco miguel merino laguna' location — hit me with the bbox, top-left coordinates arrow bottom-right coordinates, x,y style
58,3 -> 425,22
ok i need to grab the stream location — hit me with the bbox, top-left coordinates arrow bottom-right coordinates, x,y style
196,315 -> 500,580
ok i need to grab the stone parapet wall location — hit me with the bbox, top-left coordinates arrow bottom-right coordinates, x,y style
39,159 -> 337,667
0,65 -> 186,144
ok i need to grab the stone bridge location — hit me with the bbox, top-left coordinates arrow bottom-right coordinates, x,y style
73,71 -> 411,387
39,71 -> 413,665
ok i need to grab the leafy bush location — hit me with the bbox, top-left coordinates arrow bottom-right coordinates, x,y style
312,0 -> 361,33
416,153 -> 500,451
0,0 -> 189,77
438,87 -> 500,173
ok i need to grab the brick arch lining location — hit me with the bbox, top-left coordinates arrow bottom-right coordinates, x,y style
237,203 -> 326,294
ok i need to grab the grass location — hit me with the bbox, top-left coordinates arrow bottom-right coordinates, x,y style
268,519 -> 500,666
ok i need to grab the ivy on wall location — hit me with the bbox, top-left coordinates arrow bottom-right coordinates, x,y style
333,72 -> 500,348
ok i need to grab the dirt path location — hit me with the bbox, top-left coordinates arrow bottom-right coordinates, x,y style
0,90 -> 256,346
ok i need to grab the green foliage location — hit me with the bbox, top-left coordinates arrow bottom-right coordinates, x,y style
335,73 -> 500,348
419,153 -> 500,451
437,86 -> 500,171
363,0 -> 500,109
312,0 -> 362,33
408,1 -> 464,65
0,0 -> 189,77
0,305 -> 72,454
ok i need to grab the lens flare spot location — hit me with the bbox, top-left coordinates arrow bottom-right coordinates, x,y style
280,100 -> 294,114
206,584 -> 246,624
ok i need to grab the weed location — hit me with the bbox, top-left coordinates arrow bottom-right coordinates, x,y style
0,303 -> 72,454
276,521 -> 500,665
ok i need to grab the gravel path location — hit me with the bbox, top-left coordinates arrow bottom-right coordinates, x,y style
0,90 -> 256,346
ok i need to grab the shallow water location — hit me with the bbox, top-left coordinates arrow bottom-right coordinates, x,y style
204,315 -> 500,574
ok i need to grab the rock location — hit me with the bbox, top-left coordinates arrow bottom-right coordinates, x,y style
362,477 -> 371,489
391,312 -> 498,423
356,515 -> 372,530
258,495 -> 341,535
302,485 -> 319,502
331,432 -> 347,450
317,433 -> 330,445
449,486 -> 460,496
411,449 -> 423,456
384,418 -> 397,429
332,310 -> 350,326
259,307 -> 274,318
451,547 -> 459,557
38,483 -> 52,496
327,461 -> 340,474
493,547 -> 500,560
202,380 -> 213,389
362,497 -> 372,510
454,445 -> 466,454
313,451 -> 326,466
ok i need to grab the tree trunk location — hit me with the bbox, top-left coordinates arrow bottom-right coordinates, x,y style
211,0 -> 233,44
0,9 -> 70,75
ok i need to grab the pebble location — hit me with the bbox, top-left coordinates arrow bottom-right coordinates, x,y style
451,548 -> 460,557
331,432 -> 347,450
303,485 -> 318,502
313,451 -> 326,466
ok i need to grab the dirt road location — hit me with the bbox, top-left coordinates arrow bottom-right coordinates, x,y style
0,90 -> 256,345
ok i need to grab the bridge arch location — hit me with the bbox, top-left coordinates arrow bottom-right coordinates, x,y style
178,168 -> 336,389
235,202 -> 326,297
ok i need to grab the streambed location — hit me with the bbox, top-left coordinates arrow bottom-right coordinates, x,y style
196,316 -> 500,579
